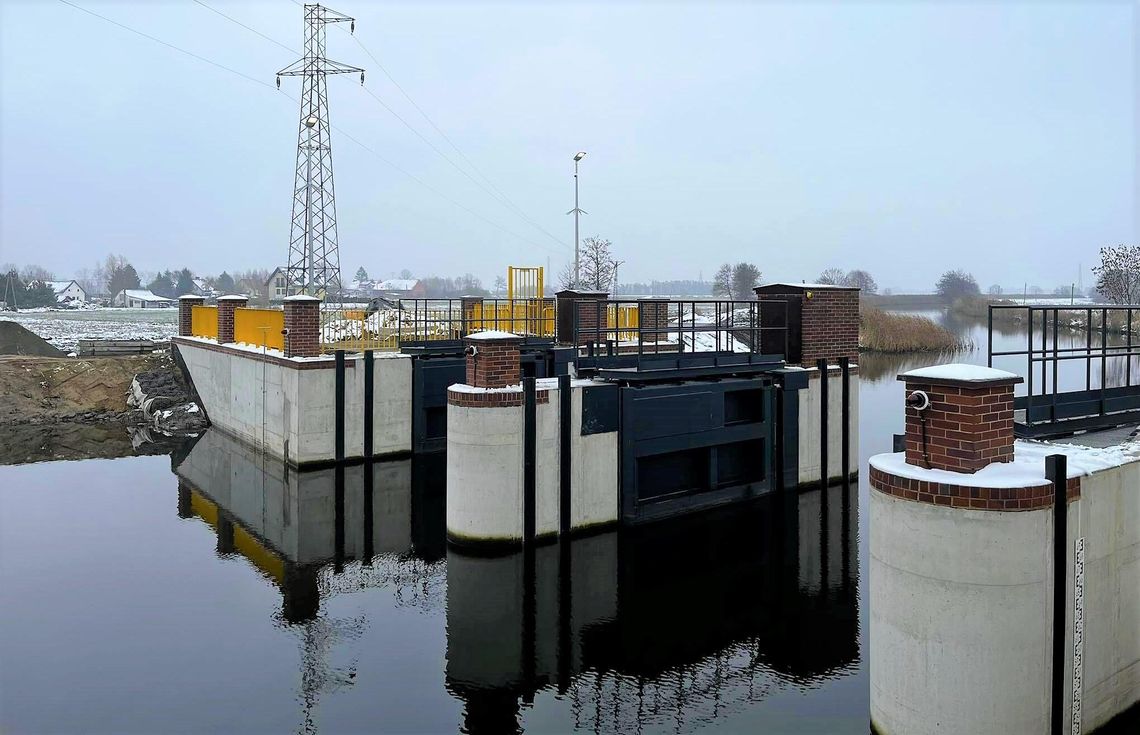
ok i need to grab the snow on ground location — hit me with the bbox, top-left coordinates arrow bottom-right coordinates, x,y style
1,308 -> 177,352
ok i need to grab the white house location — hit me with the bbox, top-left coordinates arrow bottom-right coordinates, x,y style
46,280 -> 87,304
113,289 -> 175,309
266,267 -> 289,302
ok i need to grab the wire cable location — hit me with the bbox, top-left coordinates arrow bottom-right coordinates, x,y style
57,0 -> 565,255
191,0 -> 297,55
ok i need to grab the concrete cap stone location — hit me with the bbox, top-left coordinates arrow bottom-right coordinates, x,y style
217,294 -> 250,301
178,294 -> 205,300
465,330 -> 521,341
898,363 -> 1022,387
283,295 -> 321,302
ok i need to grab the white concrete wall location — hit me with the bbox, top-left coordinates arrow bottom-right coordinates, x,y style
870,460 -> 1140,735
177,341 -> 412,465
447,403 -> 524,543
870,491 -> 1053,735
798,369 -> 859,487
1063,461 -> 1140,734
445,382 -> 620,545
175,428 -> 414,564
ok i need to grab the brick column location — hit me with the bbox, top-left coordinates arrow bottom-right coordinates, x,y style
216,295 -> 248,344
754,283 -> 859,366
465,332 -> 521,388
460,296 -> 482,336
178,294 -> 204,337
639,299 -> 668,343
898,364 -> 1022,473
283,295 -> 321,358
555,289 -> 608,345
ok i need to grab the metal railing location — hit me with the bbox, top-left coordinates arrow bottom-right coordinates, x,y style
319,298 -> 556,353
190,305 -> 218,339
988,304 -> 1140,432
573,299 -> 789,359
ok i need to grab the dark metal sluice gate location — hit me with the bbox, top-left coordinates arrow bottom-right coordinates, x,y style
619,377 -> 776,524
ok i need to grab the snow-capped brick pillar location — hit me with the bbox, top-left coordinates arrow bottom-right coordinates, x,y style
465,332 -> 521,389
898,364 -> 1022,473
754,283 -> 859,367
178,294 -> 204,337
216,295 -> 248,344
283,295 -> 321,358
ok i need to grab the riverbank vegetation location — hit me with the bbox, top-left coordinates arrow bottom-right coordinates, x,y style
860,306 -> 968,353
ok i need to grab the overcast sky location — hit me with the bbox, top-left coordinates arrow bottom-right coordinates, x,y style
0,0 -> 1135,292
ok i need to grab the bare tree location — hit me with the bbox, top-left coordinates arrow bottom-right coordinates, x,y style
818,267 -> 846,285
557,260 -> 577,290
1092,244 -> 1140,305
988,284 -> 1004,296
20,264 -> 55,282
492,275 -> 507,296
844,269 -> 877,294
579,236 -> 617,293
712,263 -> 733,298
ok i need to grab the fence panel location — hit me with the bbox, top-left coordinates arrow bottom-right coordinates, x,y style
191,305 -> 218,339
234,308 -> 285,350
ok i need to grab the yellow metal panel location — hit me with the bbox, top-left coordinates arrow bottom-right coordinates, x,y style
507,266 -> 544,300
190,305 -> 218,339
232,526 -> 285,584
190,490 -> 219,527
233,307 -> 285,350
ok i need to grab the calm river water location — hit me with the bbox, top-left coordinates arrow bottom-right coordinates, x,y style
0,311 -> 1133,734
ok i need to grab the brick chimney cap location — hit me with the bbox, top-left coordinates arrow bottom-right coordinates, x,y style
898,363 -> 1022,387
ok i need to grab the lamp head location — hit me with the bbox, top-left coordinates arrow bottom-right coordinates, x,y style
574,151 -> 586,162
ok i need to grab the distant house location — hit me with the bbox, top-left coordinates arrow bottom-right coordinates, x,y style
191,277 -> 220,299
46,280 -> 87,304
374,279 -> 425,299
113,289 -> 175,308
266,267 -> 289,302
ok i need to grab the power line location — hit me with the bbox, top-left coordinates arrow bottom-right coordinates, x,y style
201,0 -> 572,254
191,0 -> 296,55
57,0 -> 273,89
343,32 -> 573,252
56,0 -> 566,256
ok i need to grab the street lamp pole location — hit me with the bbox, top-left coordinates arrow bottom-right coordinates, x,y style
569,151 -> 587,287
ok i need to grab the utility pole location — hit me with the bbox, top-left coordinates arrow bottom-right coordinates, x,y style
567,152 -> 587,288
277,4 -> 364,301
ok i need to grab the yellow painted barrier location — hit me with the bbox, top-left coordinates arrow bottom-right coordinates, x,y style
468,299 -> 555,337
507,266 -> 544,300
190,305 -> 218,339
233,307 -> 285,350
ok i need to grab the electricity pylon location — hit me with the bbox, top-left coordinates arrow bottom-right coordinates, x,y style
277,4 -> 364,301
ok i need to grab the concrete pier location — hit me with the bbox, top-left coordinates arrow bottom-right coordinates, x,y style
869,364 -> 1140,735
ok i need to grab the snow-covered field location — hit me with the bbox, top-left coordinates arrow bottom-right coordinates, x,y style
1,308 -> 178,352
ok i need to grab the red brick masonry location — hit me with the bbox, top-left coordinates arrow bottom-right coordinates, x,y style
216,296 -> 248,344
465,335 -> 521,388
447,388 -> 550,408
284,298 -> 321,358
755,284 -> 859,367
902,378 -> 1018,473
870,464 -> 1081,511
178,295 -> 204,337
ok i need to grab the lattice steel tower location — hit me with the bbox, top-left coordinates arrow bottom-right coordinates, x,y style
277,4 -> 364,299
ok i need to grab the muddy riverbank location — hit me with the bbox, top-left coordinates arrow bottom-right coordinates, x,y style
0,353 -> 171,426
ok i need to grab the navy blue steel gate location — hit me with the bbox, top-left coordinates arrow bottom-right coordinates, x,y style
620,376 -> 776,524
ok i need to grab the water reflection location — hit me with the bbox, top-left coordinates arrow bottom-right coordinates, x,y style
169,429 -> 858,734
446,487 -> 858,734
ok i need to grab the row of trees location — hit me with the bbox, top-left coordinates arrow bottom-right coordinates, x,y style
1,271 -> 59,308
818,268 -> 878,294
712,262 -> 762,300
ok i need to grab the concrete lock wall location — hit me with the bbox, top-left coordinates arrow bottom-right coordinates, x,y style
1063,461 -> 1140,734
798,368 -> 859,487
446,380 -> 620,545
870,460 -> 1140,735
175,428 -> 414,563
176,340 -> 412,465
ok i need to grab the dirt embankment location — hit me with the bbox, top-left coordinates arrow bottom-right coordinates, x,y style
0,352 -> 173,426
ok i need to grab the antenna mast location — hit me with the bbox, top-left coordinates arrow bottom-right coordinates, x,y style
277,4 -> 364,300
